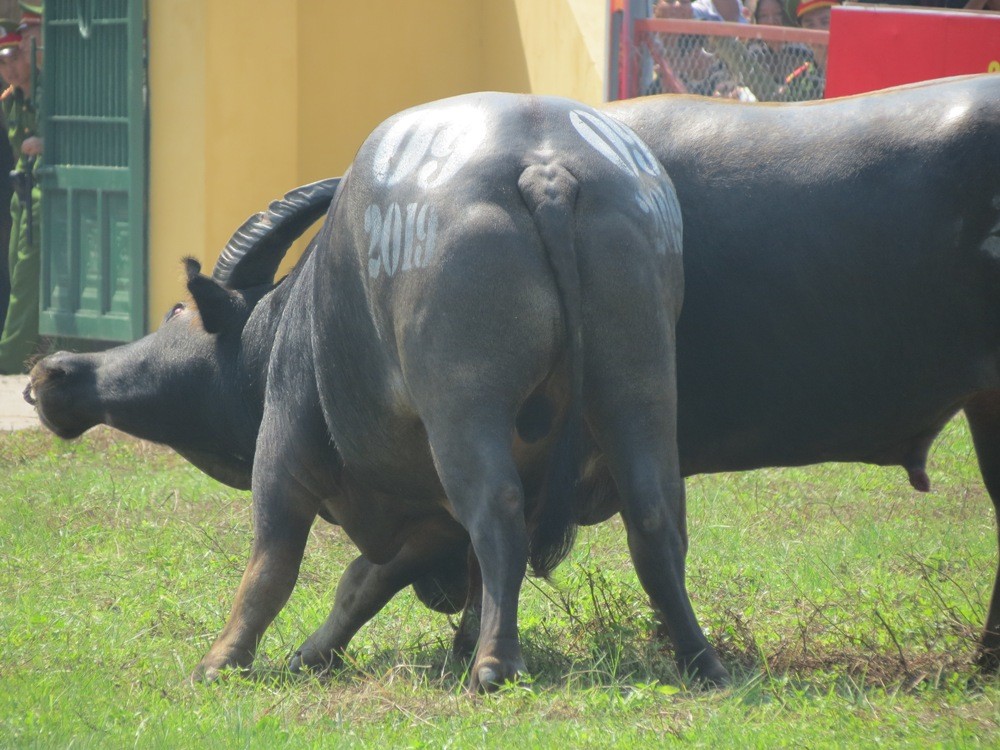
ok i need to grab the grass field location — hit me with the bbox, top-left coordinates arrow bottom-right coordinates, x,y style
2,419 -> 999,747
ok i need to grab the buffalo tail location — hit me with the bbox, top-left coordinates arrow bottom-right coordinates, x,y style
517,162 -> 582,577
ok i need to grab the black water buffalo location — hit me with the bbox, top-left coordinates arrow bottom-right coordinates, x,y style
26,93 -> 726,689
320,75 -> 1000,680
605,74 -> 1000,670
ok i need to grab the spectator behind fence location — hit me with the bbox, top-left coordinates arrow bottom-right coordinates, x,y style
654,0 -> 722,22
797,0 -> 839,73
742,0 -> 822,101
714,0 -> 752,21
645,0 -> 749,98
652,0 -> 750,23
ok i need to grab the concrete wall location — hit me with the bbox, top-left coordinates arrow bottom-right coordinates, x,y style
146,0 -> 607,324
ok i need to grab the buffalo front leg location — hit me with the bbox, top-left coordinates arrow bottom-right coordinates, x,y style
964,393 -> 1000,671
289,521 -> 469,674
189,481 -> 317,683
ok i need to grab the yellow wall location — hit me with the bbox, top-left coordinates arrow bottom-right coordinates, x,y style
147,0 -> 607,327
483,0 -> 607,103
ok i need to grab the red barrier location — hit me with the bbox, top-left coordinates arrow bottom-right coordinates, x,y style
825,4 -> 1000,98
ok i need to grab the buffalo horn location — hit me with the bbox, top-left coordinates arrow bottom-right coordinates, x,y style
212,177 -> 341,289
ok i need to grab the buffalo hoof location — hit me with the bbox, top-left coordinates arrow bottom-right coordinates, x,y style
187,651 -> 253,685
677,648 -> 731,689
451,628 -> 478,662
289,648 -> 343,675
468,656 -> 526,693
974,646 -> 1000,674
187,663 -> 224,685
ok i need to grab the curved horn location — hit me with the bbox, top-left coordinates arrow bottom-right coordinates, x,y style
212,177 -> 341,289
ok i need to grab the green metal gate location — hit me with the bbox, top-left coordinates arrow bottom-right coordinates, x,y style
39,0 -> 146,341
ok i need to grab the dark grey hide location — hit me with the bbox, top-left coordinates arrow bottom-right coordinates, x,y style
26,92 -> 721,690
343,75 -> 1000,680
603,74 -> 1000,669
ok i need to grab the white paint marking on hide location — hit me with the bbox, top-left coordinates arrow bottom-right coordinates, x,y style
655,185 -> 684,255
382,203 -> 403,276
571,108 -> 679,254
570,110 -> 635,176
365,201 -> 439,278
402,202 -> 417,272
635,184 -> 682,255
593,114 -> 663,179
391,115 -> 438,187
415,203 -> 438,267
973,194 -> 1000,249
570,109 -> 662,178
365,204 -> 383,278
372,104 -> 487,189
372,112 -> 419,185
367,104 -> 485,279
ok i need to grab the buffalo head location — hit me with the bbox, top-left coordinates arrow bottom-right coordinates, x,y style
26,178 -> 340,486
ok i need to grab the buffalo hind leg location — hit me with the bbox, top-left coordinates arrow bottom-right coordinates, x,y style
425,418 -> 529,692
575,213 -> 726,685
441,424 -> 729,686
963,393 -> 1000,671
580,268 -> 728,685
289,521 -> 469,674
593,405 -> 729,686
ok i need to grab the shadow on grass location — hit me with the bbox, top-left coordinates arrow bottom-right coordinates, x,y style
239,637 -> 996,706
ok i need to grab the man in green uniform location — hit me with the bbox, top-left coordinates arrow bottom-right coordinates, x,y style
18,4 -> 43,70
0,7 -> 41,374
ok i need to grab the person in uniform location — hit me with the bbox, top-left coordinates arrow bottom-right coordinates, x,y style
0,4 -> 42,374
0,21 -> 17,338
18,3 -> 43,71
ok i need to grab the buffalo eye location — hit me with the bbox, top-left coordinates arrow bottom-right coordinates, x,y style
163,302 -> 186,324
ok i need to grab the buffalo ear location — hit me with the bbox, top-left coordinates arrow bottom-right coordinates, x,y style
184,257 -> 246,334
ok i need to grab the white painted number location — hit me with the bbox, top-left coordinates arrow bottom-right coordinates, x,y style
373,105 -> 487,190
365,202 -> 439,278
570,109 -> 681,255
569,109 -> 662,179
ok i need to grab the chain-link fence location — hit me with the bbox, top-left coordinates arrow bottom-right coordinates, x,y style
622,18 -> 830,102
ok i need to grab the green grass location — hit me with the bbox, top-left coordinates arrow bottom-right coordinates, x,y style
1,419 -> 998,747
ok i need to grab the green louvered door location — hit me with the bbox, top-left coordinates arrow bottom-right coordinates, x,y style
38,0 -> 146,341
